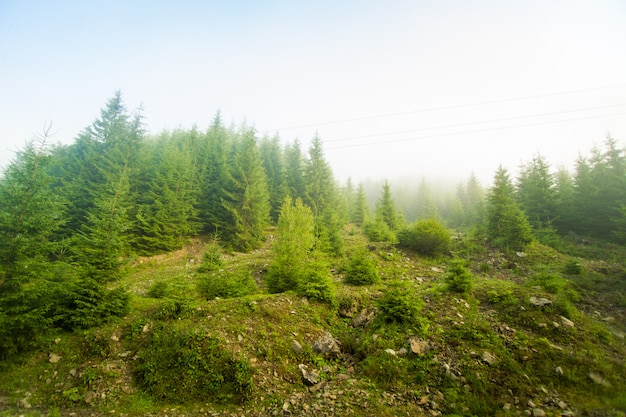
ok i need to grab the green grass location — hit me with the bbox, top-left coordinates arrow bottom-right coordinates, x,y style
1,234 -> 625,416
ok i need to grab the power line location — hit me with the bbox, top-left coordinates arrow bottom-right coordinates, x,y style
325,111 -> 626,151
322,102 -> 626,144
265,84 -> 626,132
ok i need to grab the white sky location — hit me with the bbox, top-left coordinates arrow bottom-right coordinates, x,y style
1,0 -> 625,186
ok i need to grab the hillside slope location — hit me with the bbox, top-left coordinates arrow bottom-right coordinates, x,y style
1,232 -> 625,417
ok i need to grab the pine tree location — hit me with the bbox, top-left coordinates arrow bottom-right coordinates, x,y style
375,180 -> 402,230
486,166 -> 533,251
266,197 -> 316,293
197,113 -> 232,235
0,135 -> 65,358
284,140 -> 306,201
516,154 -> 557,229
415,178 -> 440,221
221,129 -> 270,251
351,183 -> 370,226
260,135 -> 288,223
303,135 -> 343,253
132,131 -> 198,254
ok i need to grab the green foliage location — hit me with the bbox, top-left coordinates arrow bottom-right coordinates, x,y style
296,260 -> 336,305
54,278 -> 130,330
376,281 -> 423,324
445,258 -> 473,293
147,281 -> 169,298
133,322 -> 253,403
374,180 -> 402,230
363,219 -> 396,243
197,239 -> 224,273
344,247 -> 380,285
198,270 -> 258,299
397,218 -> 451,256
563,259 -> 583,275
221,130 -> 270,251
486,166 -> 534,251
266,197 -> 315,293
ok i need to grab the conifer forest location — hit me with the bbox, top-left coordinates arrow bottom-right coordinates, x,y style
1,92 -> 625,416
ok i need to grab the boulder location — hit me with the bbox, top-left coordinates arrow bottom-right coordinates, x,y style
529,296 -> 552,307
312,331 -> 341,356
351,308 -> 376,327
409,337 -> 430,355
298,364 -> 319,386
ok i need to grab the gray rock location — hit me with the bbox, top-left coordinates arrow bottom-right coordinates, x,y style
482,351 -> 498,365
49,353 -> 61,363
384,348 -> 396,356
532,409 -> 546,417
351,308 -> 376,327
291,340 -> 303,353
298,364 -> 319,386
529,297 -> 552,307
409,337 -> 430,355
312,331 -> 341,356
560,316 -> 575,328
589,372 -> 612,387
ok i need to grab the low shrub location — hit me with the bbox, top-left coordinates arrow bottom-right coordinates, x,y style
197,240 -> 224,272
377,281 -> 423,324
296,260 -> 336,305
148,281 -> 169,298
445,258 -> 473,293
397,219 -> 451,256
198,270 -> 257,299
133,322 -> 253,404
344,247 -> 380,285
363,219 -> 396,243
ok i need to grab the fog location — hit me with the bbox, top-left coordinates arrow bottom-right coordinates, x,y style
1,1 -> 625,185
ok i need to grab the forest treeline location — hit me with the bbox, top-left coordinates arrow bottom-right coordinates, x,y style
1,92 -> 625,360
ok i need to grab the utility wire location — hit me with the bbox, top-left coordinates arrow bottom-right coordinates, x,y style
322,102 -> 626,144
265,84 -> 625,132
326,111 -> 626,150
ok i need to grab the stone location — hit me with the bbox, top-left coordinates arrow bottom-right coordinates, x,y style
49,353 -> 61,363
558,401 -> 568,409
409,337 -> 430,355
298,364 -> 319,386
533,409 -> 546,417
560,316 -> 575,328
111,334 -> 119,342
84,391 -> 97,404
589,372 -> 612,387
482,351 -> 498,365
555,366 -> 563,375
291,340 -> 303,353
503,403 -> 511,410
529,297 -> 552,307
397,347 -> 408,356
384,348 -> 396,356
351,308 -> 376,327
312,331 -> 341,356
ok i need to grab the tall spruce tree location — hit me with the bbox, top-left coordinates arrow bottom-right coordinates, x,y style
260,135 -> 288,223
516,154 -> 557,230
0,136 -> 65,357
351,183 -> 370,227
375,180 -> 402,230
197,113 -> 232,235
284,140 -> 306,201
486,166 -> 533,251
221,129 -> 270,251
303,135 -> 343,253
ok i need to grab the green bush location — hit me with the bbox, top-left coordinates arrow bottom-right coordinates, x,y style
397,219 -> 451,256
198,270 -> 258,299
563,259 -> 583,275
363,219 -> 396,243
376,281 -> 423,324
445,258 -> 473,293
133,322 -> 253,404
197,240 -> 224,273
296,260 -> 336,305
344,247 -> 380,285
148,281 -> 169,298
